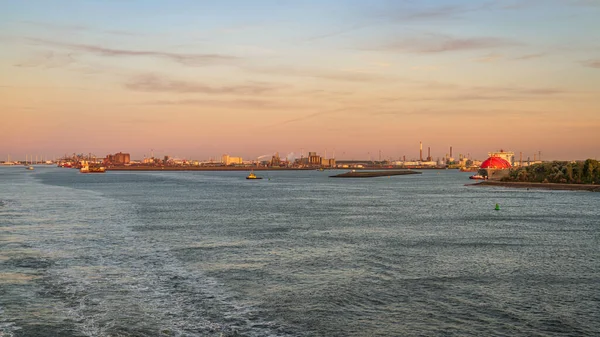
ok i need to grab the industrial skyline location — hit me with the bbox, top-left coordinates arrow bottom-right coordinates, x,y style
1,1 -> 599,160
0,142 -> 554,164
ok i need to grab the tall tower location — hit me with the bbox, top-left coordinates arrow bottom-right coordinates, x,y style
419,141 -> 423,161
520,152 -> 523,166
450,146 -> 453,158
427,147 -> 431,161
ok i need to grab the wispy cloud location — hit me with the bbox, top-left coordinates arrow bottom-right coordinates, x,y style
25,37 -> 238,66
148,98 -> 282,109
14,51 -> 76,68
582,59 -> 600,68
473,53 -> 503,63
22,21 -> 147,37
303,4 -> 478,43
373,84 -> 571,105
473,52 -> 546,62
410,65 -> 442,71
513,53 -> 546,60
251,65 -> 394,82
378,4 -> 472,22
303,23 -> 372,42
125,74 -> 280,94
146,98 -> 315,111
369,34 -> 520,53
21,21 -> 89,32
267,107 -> 353,127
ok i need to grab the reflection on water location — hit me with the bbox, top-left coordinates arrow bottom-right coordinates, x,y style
1,166 -> 599,336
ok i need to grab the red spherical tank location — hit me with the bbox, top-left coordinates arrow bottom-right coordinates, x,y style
480,157 -> 511,169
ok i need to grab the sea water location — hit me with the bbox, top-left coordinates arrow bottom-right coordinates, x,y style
1,166 -> 599,336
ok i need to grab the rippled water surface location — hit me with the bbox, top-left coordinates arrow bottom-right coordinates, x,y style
1,166 -> 599,336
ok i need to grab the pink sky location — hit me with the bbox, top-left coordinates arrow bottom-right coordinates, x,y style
1,1 -> 599,161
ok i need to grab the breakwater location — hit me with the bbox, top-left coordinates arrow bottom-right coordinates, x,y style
330,170 -> 421,178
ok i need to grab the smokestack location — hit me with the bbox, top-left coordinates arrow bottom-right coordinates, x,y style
420,141 -> 423,161
428,147 -> 431,161
450,146 -> 453,158
520,152 -> 523,166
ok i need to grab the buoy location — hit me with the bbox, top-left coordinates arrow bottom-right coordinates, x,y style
495,203 -> 500,211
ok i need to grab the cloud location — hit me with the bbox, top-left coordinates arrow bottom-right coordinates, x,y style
252,65 -> 394,82
125,74 -> 279,94
146,98 -> 315,111
370,34 -> 520,53
473,53 -> 503,63
379,4 -> 472,22
478,52 -> 560,63
303,23 -> 371,42
21,21 -> 89,32
148,98 -> 283,109
25,37 -> 238,66
22,21 -> 148,37
410,65 -> 441,71
373,84 -> 570,104
582,59 -> 600,68
513,53 -> 546,60
267,107 -> 353,127
14,51 -> 77,68
449,85 -> 569,100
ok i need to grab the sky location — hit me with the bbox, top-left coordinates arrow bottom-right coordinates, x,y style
1,0 -> 599,161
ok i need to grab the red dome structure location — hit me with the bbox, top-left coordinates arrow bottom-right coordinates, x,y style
480,156 -> 511,169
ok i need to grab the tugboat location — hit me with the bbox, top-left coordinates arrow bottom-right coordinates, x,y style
469,174 -> 486,180
246,171 -> 262,180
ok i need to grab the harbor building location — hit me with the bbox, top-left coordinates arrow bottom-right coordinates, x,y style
106,152 -> 130,165
308,152 -> 321,165
221,154 -> 243,166
322,158 -> 336,167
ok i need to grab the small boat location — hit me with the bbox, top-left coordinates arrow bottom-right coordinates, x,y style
469,174 -> 486,180
26,166 -> 34,170
89,166 -> 106,173
246,172 -> 262,180
79,161 -> 106,173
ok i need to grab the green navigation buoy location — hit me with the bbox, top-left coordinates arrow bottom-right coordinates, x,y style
495,203 -> 500,211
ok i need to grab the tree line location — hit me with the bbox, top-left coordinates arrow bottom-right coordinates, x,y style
504,159 -> 600,184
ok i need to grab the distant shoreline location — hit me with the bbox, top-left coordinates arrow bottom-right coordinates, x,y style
106,166 -> 313,171
470,180 -> 600,192
105,166 -> 449,172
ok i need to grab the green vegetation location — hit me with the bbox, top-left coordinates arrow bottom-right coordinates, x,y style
504,159 -> 600,184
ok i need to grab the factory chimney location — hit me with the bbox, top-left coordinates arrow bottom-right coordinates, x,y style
419,141 -> 423,161
520,152 -> 523,166
450,146 -> 453,158
427,147 -> 431,161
